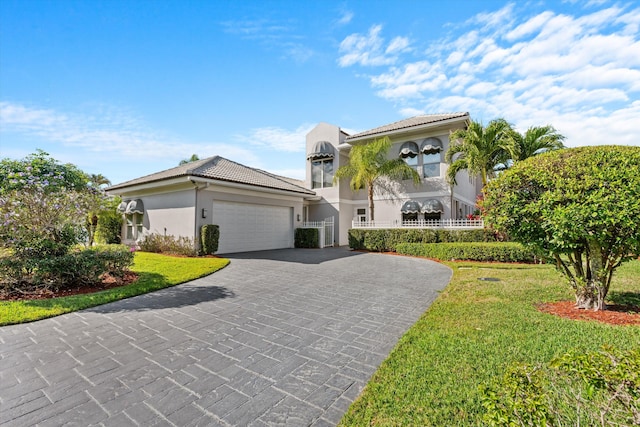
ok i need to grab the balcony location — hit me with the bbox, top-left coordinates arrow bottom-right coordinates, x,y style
351,219 -> 484,229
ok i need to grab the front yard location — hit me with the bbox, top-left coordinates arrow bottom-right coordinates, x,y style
0,252 -> 229,325
340,259 -> 640,426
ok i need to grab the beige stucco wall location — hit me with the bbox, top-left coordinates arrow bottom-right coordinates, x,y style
305,118 -> 482,244
112,180 -> 307,249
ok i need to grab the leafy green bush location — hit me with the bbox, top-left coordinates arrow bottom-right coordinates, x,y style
348,229 -> 367,250
89,244 -> 134,278
481,346 -> 640,426
200,224 -> 220,255
348,228 -> 503,252
0,245 -> 134,293
483,145 -> 640,310
396,242 -> 535,262
295,228 -> 319,248
138,233 -> 197,256
480,363 -> 551,426
95,205 -> 123,244
363,229 -> 391,252
436,228 -> 497,242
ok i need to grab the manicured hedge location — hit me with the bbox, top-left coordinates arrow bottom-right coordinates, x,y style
395,242 -> 536,263
200,224 -> 220,255
295,228 -> 319,248
348,228 -> 501,252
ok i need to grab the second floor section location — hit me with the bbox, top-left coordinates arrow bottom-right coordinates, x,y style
305,113 -> 482,202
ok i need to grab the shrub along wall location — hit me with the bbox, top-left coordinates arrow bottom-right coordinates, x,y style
348,228 -> 501,252
396,242 -> 536,263
200,224 -> 220,255
295,228 -> 319,248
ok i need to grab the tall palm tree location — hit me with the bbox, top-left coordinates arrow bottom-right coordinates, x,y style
334,136 -> 421,221
179,154 -> 200,165
446,118 -> 517,187
88,173 -> 111,188
513,125 -> 565,161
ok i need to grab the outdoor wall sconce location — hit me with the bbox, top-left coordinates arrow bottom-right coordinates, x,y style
297,214 -> 301,221
202,208 -> 208,219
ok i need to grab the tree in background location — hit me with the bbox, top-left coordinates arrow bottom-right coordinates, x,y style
0,151 -> 101,256
0,152 -> 132,293
95,196 -> 123,244
334,136 -> 421,221
446,118 -> 518,186
482,146 -> 640,311
88,173 -> 112,188
179,154 -> 200,165
512,125 -> 565,161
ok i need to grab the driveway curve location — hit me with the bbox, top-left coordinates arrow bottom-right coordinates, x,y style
0,248 -> 451,427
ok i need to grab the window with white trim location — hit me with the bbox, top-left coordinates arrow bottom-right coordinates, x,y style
422,151 -> 441,178
126,213 -> 143,240
311,159 -> 334,189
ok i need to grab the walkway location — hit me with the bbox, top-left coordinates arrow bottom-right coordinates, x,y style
0,248 -> 452,426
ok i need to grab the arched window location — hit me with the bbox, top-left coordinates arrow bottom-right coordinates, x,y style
123,199 -> 145,240
421,138 -> 443,178
399,141 -> 419,167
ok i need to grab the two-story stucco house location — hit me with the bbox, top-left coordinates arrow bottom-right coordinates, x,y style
107,113 -> 482,253
303,112 -> 482,246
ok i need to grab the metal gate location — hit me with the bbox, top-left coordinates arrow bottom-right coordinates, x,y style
300,216 -> 334,248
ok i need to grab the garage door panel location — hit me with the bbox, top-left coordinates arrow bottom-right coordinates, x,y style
212,201 -> 292,254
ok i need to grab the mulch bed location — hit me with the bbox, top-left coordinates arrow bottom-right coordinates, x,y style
0,271 -> 139,301
538,301 -> 640,326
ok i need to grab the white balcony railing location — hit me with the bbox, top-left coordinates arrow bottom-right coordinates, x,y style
352,219 -> 484,229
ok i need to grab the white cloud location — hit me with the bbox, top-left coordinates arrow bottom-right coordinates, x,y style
220,18 -> 315,63
386,36 -> 411,54
341,2 -> 640,147
506,11 -> 554,41
338,24 -> 410,67
336,10 -> 354,26
0,101 -> 261,164
239,123 -> 315,152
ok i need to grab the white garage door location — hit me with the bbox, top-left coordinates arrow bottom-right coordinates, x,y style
212,201 -> 293,254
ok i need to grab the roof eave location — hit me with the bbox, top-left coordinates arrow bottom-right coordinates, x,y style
106,176 -> 193,194
345,114 -> 470,144
189,176 -> 316,197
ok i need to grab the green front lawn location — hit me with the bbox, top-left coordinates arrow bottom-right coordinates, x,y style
0,252 -> 229,326
340,260 -> 640,426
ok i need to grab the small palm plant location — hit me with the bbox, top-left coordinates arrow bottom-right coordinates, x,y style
334,136 -> 421,221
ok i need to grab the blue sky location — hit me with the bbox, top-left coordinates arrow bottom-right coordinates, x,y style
1,0 -> 639,185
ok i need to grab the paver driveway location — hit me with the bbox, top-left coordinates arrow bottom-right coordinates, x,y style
1,247 -> 452,426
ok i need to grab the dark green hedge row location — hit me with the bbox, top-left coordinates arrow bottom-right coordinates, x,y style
295,228 -> 319,248
395,242 -> 536,263
200,224 -> 220,255
348,228 -> 501,252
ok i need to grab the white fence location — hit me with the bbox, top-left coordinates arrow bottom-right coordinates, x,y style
352,218 -> 484,229
300,217 -> 335,248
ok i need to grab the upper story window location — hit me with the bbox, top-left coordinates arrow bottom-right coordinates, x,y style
421,138 -> 443,178
398,138 -> 443,178
311,159 -> 333,189
399,141 -> 419,167
308,141 -> 335,189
